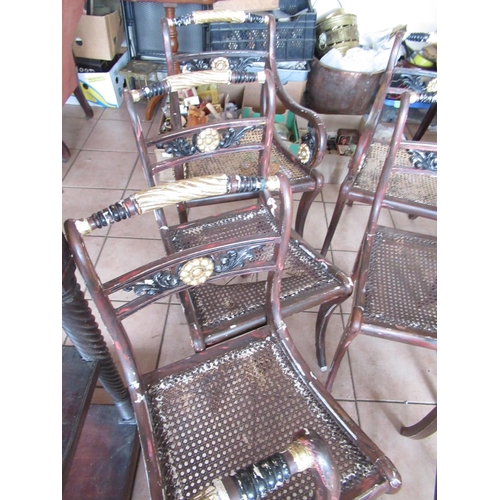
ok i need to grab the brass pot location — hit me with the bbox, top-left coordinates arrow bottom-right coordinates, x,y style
316,11 -> 359,58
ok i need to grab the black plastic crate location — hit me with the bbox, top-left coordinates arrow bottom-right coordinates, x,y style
279,0 -> 310,15
207,11 -> 316,61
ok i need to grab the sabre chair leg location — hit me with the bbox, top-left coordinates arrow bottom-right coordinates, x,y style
294,172 -> 324,237
73,83 -> 93,120
321,197 -> 348,256
63,141 -> 71,162
320,174 -> 356,256
315,300 -> 339,371
177,201 -> 189,224
412,102 -> 437,141
400,406 -> 437,439
325,308 -> 362,392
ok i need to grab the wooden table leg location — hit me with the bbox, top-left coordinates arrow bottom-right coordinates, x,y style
144,4 -> 181,121
73,82 -> 94,120
62,233 -> 134,422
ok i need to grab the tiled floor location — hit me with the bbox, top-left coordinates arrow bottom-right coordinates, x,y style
62,98 -> 437,500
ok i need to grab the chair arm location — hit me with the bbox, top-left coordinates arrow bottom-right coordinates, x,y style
269,64 -> 327,169
193,429 -> 340,500
72,175 -> 283,235
128,69 -> 266,103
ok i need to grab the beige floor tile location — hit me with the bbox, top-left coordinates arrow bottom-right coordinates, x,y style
94,236 -> 166,288
157,303 -> 196,366
62,151 -> 76,177
62,115 -> 97,150
63,150 -> 138,189
390,210 -> 437,236
126,158 -> 156,191
348,335 -> 436,403
63,102 -> 105,119
294,200 -> 329,250
62,186 -> 124,229
329,251 -> 356,311
85,300 -> 170,397
321,182 -> 341,203
83,118 -> 153,152
324,204 -> 394,252
316,151 -> 351,185
120,302 -> 170,372
356,401 -> 437,500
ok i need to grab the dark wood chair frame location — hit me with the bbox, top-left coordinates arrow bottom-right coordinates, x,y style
324,93 -> 437,436
125,64 -> 351,368
64,171 -> 402,500
320,30 -> 437,257
130,10 -> 326,237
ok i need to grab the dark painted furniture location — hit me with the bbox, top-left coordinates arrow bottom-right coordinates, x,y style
130,10 -> 326,237
123,65 -> 351,370
324,92 -> 437,399
64,169 -> 401,499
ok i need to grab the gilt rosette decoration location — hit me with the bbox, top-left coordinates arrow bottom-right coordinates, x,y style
298,143 -> 311,164
196,128 -> 221,153
211,57 -> 230,71
180,258 -> 215,286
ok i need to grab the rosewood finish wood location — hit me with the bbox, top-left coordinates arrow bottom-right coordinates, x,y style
64,173 -> 401,500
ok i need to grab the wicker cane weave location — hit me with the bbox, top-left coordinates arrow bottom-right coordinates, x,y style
184,128 -> 314,185
352,142 -> 437,208
147,334 -> 382,500
364,226 -> 437,334
170,203 -> 348,345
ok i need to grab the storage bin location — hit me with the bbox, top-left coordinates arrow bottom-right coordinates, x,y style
207,1 -> 316,61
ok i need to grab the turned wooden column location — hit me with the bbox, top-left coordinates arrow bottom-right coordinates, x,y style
144,3 -> 179,120
62,233 -> 134,422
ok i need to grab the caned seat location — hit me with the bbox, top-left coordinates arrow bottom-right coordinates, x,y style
124,63 -> 350,359
320,30 -> 437,256
64,171 -> 402,499
128,10 -> 326,237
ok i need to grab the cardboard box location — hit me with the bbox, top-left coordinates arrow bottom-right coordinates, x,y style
73,10 -> 125,61
242,80 -> 307,114
65,51 -> 130,108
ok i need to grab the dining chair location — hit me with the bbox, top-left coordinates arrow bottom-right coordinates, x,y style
324,92 -> 437,393
320,30 -> 437,257
129,10 -> 326,237
124,66 -> 351,366
64,172 -> 402,500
